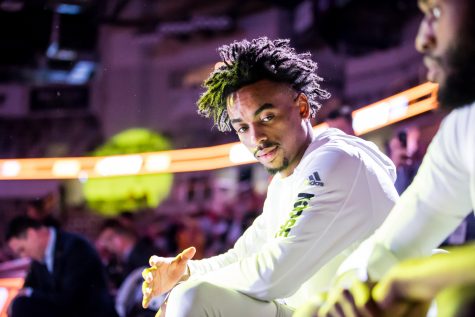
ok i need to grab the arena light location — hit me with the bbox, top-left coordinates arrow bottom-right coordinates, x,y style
52,159 -> 82,177
352,82 -> 437,135
229,143 -> 256,164
144,154 -> 171,172
95,155 -> 143,176
1,161 -> 20,177
0,83 -> 438,180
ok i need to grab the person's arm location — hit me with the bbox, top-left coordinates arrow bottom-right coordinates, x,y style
338,108 -> 474,281
188,147 -> 396,301
142,200 -> 270,307
316,107 -> 475,317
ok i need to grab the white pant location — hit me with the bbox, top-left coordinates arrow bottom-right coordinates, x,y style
166,280 -> 295,317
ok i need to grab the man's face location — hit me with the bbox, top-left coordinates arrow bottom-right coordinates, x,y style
8,228 -> 44,262
227,80 -> 312,177
416,0 -> 475,109
96,228 -> 123,256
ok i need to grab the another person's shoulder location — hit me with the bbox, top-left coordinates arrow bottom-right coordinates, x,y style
434,102 -> 475,158
441,102 -> 475,135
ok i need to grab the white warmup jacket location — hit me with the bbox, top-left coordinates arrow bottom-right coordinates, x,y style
338,102 -> 475,280
186,128 -> 398,308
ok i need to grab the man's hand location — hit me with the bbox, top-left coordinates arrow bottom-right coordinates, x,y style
318,278 -> 379,317
371,260 -> 434,317
142,247 -> 196,309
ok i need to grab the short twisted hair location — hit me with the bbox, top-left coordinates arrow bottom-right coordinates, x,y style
197,37 -> 330,131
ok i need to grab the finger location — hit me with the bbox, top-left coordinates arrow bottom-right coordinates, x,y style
150,255 -> 161,267
177,247 -> 196,263
318,293 -> 341,317
330,301 -> 346,317
340,289 -> 363,317
351,280 -> 372,308
350,281 -> 380,317
142,267 -> 156,283
142,281 -> 152,308
372,281 -> 395,309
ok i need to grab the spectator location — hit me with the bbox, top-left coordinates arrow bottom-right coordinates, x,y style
6,215 -> 118,317
97,218 -> 158,288
325,106 -> 355,136
387,130 -> 420,194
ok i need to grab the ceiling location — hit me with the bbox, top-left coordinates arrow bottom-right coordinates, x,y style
0,0 -> 419,83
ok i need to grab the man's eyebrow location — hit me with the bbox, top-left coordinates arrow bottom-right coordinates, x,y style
231,118 -> 242,124
254,103 -> 275,117
230,103 -> 275,124
418,0 -> 431,10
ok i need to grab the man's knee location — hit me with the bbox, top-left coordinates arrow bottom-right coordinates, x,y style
170,280 -> 219,305
167,280 -> 222,316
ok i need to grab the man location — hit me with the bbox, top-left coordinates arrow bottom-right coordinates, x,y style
387,130 -> 420,195
97,218 -> 158,286
141,37 -> 399,317
97,219 -> 159,317
6,215 -> 118,317
312,0 -> 475,315
325,106 -> 355,136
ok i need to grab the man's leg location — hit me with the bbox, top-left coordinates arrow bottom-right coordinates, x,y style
166,280 -> 294,317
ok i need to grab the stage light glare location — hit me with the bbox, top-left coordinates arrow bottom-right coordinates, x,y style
52,160 -> 81,177
95,155 -> 143,177
229,144 -> 256,164
145,154 -> 171,172
1,161 -> 20,177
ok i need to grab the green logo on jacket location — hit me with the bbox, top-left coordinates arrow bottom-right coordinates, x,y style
276,192 -> 315,238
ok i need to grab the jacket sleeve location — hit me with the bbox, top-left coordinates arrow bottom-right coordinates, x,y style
189,148 -> 396,300
338,107 -> 475,280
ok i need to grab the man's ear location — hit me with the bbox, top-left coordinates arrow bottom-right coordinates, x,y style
297,93 -> 311,119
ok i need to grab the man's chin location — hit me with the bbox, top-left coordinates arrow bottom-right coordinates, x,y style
263,159 -> 289,175
438,79 -> 475,110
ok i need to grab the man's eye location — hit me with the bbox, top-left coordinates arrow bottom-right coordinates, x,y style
237,127 -> 248,134
430,6 -> 441,20
262,114 -> 274,122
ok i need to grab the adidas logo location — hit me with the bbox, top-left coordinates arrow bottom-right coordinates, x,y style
307,171 -> 324,187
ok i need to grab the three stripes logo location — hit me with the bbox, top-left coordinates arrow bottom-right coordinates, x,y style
307,171 -> 324,187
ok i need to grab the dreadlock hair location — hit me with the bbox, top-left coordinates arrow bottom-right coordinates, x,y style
197,37 -> 330,131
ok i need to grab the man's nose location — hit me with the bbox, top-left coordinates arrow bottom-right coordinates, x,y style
415,17 -> 436,53
250,125 -> 267,147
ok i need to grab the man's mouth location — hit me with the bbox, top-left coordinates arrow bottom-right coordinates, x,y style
423,56 -> 442,82
255,145 -> 278,164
